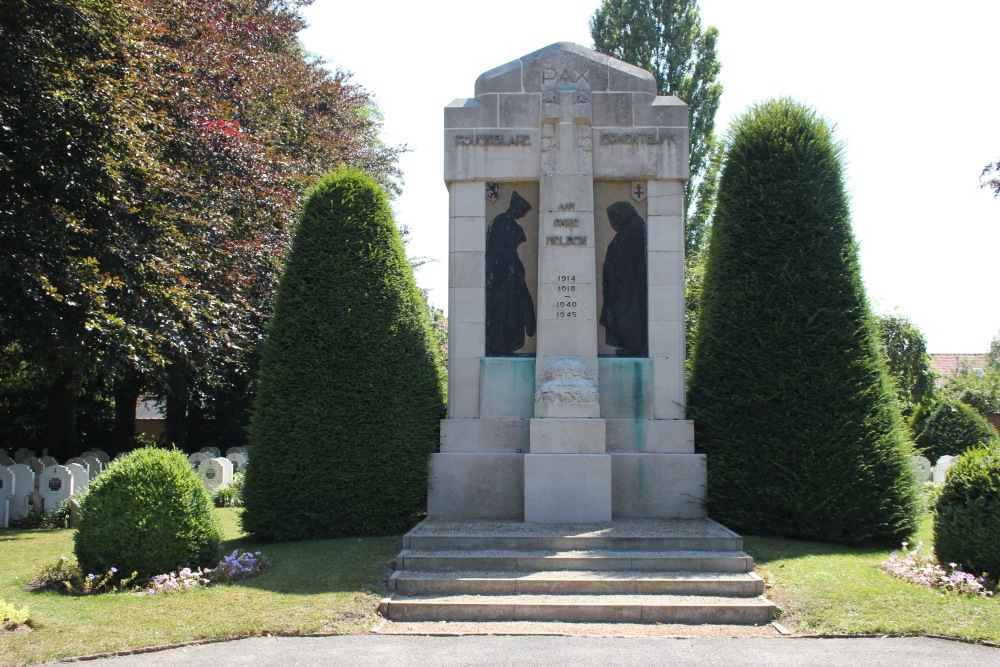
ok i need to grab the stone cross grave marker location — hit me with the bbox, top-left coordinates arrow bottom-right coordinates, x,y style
429,42 -> 705,523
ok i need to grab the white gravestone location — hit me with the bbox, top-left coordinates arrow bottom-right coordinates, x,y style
429,42 -> 701,522
933,455 -> 958,484
81,449 -> 111,466
199,457 -> 233,492
82,455 -> 103,480
65,457 -> 89,473
199,446 -> 222,458
6,464 -> 34,520
226,446 -> 248,457
14,448 -> 34,463
0,466 -> 13,528
0,452 -> 13,466
40,455 -> 57,467
64,462 -> 90,495
39,465 -> 74,511
24,457 -> 44,490
188,452 -> 212,471
911,455 -> 932,483
226,451 -> 248,474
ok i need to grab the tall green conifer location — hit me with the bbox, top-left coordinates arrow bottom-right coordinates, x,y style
688,99 -> 919,545
242,169 -> 445,540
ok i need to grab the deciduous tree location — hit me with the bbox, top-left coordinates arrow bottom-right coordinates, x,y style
590,0 -> 722,256
875,312 -> 935,418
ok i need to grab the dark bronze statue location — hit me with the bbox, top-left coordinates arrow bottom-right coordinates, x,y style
485,191 -> 536,356
600,201 -> 648,357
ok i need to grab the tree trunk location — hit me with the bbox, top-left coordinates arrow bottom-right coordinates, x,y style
45,372 -> 78,461
112,374 -> 141,456
164,369 -> 188,450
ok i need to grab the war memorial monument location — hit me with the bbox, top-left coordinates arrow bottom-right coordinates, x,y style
380,43 -> 775,625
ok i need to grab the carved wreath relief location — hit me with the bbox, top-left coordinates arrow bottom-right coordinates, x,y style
535,358 -> 599,406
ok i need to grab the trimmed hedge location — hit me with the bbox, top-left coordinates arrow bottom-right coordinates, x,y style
914,398 -> 997,463
242,168 -> 445,540
74,446 -> 222,578
688,99 -> 919,545
934,444 -> 1000,577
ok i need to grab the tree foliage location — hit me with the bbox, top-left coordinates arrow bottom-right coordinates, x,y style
590,0 -> 722,256
0,0 -> 402,456
242,169 -> 445,541
914,398 -> 998,462
688,99 -> 919,545
874,312 -> 935,417
934,444 -> 1000,578
982,159 -> 1000,198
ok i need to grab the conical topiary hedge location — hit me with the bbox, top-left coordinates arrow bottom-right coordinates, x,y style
688,99 -> 919,545
242,168 -> 445,540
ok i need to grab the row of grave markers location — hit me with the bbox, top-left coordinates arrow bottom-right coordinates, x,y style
186,447 -> 248,493
912,455 -> 958,485
1,446 -> 248,528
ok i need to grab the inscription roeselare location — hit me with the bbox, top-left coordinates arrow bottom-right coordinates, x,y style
455,134 -> 531,147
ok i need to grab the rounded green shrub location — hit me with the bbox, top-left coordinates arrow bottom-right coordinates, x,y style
688,98 -> 919,545
914,398 -> 997,463
74,446 -> 222,578
934,444 -> 1000,577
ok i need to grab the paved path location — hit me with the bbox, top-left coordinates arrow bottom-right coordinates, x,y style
56,635 -> 999,666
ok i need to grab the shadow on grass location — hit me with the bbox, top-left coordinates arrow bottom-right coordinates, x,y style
740,514 -> 933,565
217,533 -> 401,596
742,533 -> 889,565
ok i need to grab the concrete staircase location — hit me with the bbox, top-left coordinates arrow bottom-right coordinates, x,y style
379,519 -> 776,625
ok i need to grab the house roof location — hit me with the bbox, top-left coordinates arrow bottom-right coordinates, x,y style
929,353 -> 990,378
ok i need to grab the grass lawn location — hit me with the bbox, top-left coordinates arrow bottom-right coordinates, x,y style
2,510 -> 997,665
746,516 -> 999,642
0,509 -> 400,666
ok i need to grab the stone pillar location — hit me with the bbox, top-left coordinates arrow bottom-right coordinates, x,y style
525,64 -> 609,523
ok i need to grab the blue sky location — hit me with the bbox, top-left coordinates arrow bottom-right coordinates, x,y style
299,0 -> 1000,353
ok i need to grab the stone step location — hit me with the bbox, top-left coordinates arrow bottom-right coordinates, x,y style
397,549 -> 754,573
403,519 -> 744,554
389,570 -> 765,597
379,592 -> 777,625
405,534 -> 741,552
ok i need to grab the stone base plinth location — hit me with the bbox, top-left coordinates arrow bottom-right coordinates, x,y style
529,418 -> 606,454
611,453 -> 707,519
427,452 -> 524,520
524,453 -> 612,523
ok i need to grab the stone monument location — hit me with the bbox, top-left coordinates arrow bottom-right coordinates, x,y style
428,42 -> 705,523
